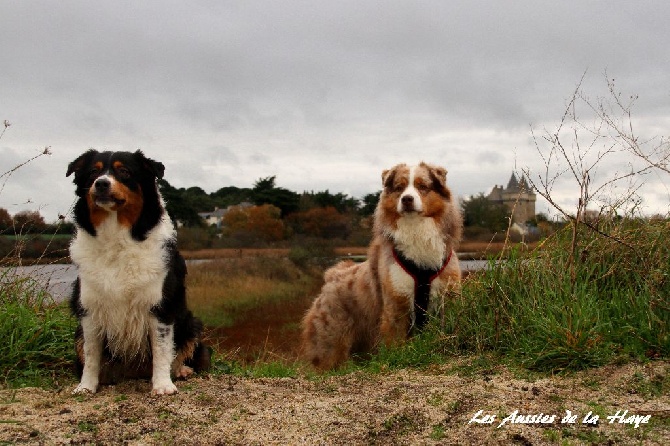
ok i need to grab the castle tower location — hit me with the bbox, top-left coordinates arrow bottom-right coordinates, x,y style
487,173 -> 536,224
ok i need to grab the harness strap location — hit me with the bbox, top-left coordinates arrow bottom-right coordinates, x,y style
392,247 -> 453,331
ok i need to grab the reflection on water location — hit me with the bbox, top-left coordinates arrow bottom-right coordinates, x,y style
3,259 -> 490,303
1,264 -> 77,303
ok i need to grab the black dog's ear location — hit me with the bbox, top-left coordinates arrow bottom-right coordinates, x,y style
134,150 -> 165,179
66,149 -> 98,177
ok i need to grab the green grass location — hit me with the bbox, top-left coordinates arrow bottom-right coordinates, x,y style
440,219 -> 670,372
241,361 -> 299,378
0,268 -> 75,388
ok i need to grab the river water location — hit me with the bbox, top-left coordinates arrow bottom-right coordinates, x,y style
1,264 -> 78,303
2,259 -> 490,303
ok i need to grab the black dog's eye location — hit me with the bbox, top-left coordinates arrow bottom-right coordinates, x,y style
117,166 -> 131,178
88,168 -> 100,179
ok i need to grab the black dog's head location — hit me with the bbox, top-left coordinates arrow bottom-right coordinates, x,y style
67,150 -> 166,240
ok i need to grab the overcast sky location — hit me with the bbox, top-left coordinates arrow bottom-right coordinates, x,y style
1,1 -> 669,222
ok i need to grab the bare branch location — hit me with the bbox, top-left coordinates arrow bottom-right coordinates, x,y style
523,73 -> 667,282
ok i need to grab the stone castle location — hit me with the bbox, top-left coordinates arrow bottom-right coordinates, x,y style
487,173 -> 537,224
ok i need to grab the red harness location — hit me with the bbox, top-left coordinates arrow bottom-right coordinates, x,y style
392,247 -> 453,332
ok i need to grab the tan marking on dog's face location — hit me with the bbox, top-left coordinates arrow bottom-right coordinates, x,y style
113,182 -> 144,229
87,160 -> 145,229
82,160 -> 113,228
86,193 -> 112,228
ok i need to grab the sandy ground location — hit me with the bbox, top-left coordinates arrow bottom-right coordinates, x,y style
1,360 -> 668,445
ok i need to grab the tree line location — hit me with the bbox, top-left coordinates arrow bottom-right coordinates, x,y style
159,175 -> 380,227
161,176 -> 380,248
0,208 -> 74,235
162,175 -> 552,248
1,175 -> 550,253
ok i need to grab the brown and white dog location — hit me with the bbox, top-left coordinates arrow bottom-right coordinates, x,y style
67,150 -> 210,395
301,162 -> 462,370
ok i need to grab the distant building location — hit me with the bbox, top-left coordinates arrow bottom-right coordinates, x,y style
487,173 -> 536,224
198,207 -> 228,228
198,202 -> 253,228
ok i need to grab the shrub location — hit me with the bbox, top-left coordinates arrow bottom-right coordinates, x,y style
221,204 -> 286,243
177,226 -> 215,250
288,237 -> 336,268
286,207 -> 352,239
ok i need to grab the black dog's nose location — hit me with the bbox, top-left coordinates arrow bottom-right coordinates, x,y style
401,195 -> 414,206
94,178 -> 111,192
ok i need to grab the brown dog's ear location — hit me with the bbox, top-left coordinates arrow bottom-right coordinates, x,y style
66,149 -> 98,177
382,163 -> 407,190
381,169 -> 390,185
382,168 -> 397,192
425,163 -> 450,199
432,165 -> 447,183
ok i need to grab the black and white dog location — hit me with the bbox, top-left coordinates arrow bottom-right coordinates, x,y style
67,149 -> 209,395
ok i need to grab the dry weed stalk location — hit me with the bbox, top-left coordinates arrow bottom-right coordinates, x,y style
521,73 -> 669,284
0,119 -> 67,266
0,121 -> 52,198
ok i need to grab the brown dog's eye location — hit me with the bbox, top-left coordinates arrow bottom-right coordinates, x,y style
392,181 -> 407,193
417,184 -> 429,194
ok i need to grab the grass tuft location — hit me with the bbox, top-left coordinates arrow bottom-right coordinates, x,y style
439,219 -> 670,372
0,268 -> 75,388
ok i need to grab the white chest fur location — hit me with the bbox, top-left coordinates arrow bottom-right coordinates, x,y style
70,213 -> 175,358
385,215 -> 450,320
387,215 -> 446,269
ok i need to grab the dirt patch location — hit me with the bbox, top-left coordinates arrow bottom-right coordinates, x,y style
2,361 -> 669,445
207,289 -> 316,364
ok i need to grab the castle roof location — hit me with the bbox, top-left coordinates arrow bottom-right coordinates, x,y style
505,172 -> 532,192
506,173 -> 519,190
519,175 -> 529,190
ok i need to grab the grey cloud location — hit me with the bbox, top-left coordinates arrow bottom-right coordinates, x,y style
1,1 -> 669,217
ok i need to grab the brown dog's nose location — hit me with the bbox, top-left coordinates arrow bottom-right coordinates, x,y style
401,195 -> 414,206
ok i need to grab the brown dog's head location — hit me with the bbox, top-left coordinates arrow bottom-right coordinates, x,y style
375,162 -> 462,243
